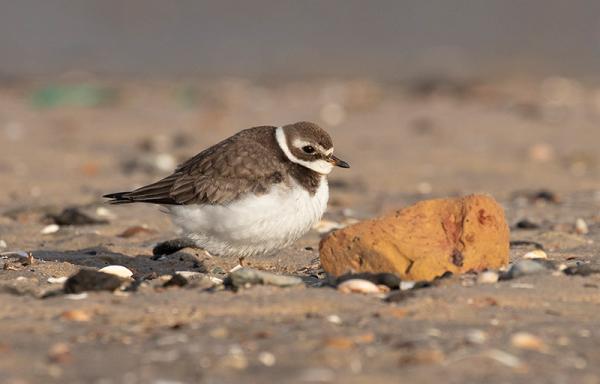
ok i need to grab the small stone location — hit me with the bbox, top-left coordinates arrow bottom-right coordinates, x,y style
118,225 -> 155,238
465,329 -> 488,344
523,249 -> 548,260
313,219 -> 344,234
60,309 -> 91,322
95,207 -> 115,218
64,269 -> 124,294
501,259 -> 553,280
227,268 -> 302,288
528,143 -> 554,162
47,276 -> 68,284
258,351 -> 276,367
163,274 -> 188,288
326,314 -> 342,325
399,281 -> 416,290
175,271 -> 203,279
575,218 -> 589,235
65,293 -> 88,300
0,240 -> 6,250
511,332 -> 547,352
485,349 -> 523,368
48,207 -> 108,226
514,219 -> 541,229
563,264 -> 600,276
477,271 -> 499,284
41,224 -> 60,234
336,272 -> 400,289
98,265 -> 133,279
337,279 -> 382,294
48,342 -> 71,363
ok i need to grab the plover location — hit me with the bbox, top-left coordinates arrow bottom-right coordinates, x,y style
104,121 -> 349,261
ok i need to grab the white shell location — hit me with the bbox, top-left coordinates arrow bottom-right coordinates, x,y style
477,271 -> 499,284
510,332 -> 546,352
99,265 -> 133,279
47,276 -> 68,284
337,279 -> 381,294
523,250 -> 548,260
41,224 -> 60,234
575,218 -> 589,234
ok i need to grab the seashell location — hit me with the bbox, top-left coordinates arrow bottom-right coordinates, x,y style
523,249 -> 548,259
477,271 -> 499,284
99,265 -> 133,279
337,279 -> 382,294
511,332 -> 547,352
41,224 -> 60,234
575,218 -> 589,235
47,276 -> 68,284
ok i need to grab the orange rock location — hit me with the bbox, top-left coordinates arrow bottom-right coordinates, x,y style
319,194 -> 509,281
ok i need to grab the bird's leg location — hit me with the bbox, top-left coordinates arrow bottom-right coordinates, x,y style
238,256 -> 245,267
152,237 -> 199,258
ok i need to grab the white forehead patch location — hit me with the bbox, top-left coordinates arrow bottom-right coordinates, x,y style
276,127 -> 334,175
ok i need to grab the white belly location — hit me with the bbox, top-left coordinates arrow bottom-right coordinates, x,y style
167,179 -> 329,258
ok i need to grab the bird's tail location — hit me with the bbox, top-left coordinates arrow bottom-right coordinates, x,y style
102,191 -> 136,205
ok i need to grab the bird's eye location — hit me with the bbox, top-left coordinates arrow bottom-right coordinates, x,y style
302,145 -> 316,154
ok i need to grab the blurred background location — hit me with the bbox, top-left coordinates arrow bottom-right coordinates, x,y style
4,0 -> 600,78
1,0 -> 600,212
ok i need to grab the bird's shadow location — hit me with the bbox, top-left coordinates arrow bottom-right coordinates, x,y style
31,246 -> 209,278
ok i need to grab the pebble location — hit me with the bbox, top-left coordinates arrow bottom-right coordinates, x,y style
48,207 -> 108,226
258,351 -> 276,367
326,314 -> 342,325
99,265 -> 134,279
485,349 -> 522,368
313,219 -> 344,234
336,272 -> 400,290
0,240 -> 6,250
575,218 -> 589,234
95,207 -> 115,218
562,264 -> 600,276
523,249 -> 548,259
47,276 -> 68,284
337,279 -> 382,294
466,329 -> 488,344
227,268 -> 303,288
501,259 -> 554,280
175,271 -> 203,279
399,281 -> 416,290
163,274 -> 188,288
60,309 -> 91,322
64,293 -> 88,300
64,269 -> 124,294
477,271 -> 499,284
510,332 -> 547,352
41,224 -> 60,234
48,342 -> 72,364
118,226 -> 155,238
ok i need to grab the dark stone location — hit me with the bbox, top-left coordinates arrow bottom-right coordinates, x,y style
163,274 -> 189,288
563,264 -> 600,277
385,290 -> 415,303
48,207 -> 108,226
152,237 -> 198,257
64,269 -> 123,294
499,259 -> 554,280
514,219 -> 541,230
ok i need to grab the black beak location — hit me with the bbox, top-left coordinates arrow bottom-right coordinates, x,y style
329,154 -> 350,168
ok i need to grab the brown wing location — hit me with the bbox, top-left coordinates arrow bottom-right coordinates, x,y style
104,127 -> 286,206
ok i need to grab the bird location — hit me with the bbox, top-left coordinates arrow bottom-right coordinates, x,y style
104,121 -> 350,263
